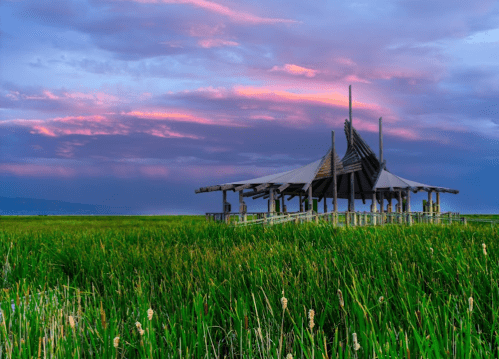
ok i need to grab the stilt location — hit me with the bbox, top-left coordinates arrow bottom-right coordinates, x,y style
380,192 -> 384,225
406,189 -> 412,225
299,193 -> 303,212
223,189 -> 228,223
308,184 -> 313,222
437,192 -> 440,224
269,188 -> 275,225
239,190 -> 247,223
428,190 -> 433,223
371,192 -> 377,225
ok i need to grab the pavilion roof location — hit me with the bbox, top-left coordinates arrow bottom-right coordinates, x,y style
195,120 -> 458,198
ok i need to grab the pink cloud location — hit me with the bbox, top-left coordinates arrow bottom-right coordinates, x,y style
335,57 -> 356,66
345,74 -> 371,84
198,38 -> 239,48
234,86 -> 381,111
131,0 -> 298,24
249,114 -> 275,121
270,64 -> 318,78
5,114 -> 203,139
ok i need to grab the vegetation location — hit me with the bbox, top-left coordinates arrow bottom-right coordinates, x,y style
0,215 -> 498,358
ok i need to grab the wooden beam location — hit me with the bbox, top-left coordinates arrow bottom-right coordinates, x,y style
256,183 -> 270,192
220,184 -> 234,191
288,195 -> 296,201
252,192 -> 267,199
234,183 -> 252,191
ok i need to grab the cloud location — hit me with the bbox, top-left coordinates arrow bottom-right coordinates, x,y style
198,38 -> 239,48
270,64 -> 318,78
128,0 -> 298,24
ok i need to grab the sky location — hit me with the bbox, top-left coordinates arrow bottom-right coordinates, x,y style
1,0 -> 499,215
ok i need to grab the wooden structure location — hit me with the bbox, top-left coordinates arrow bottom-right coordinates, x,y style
195,86 -> 459,222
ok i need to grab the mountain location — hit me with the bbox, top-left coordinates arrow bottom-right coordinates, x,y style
0,197 -> 131,215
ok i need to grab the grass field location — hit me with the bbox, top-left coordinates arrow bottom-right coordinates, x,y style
0,215 -> 498,358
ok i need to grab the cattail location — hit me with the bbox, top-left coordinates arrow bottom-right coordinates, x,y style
286,354 -> 293,359
147,308 -> 154,321
352,333 -> 360,351
139,328 -> 145,336
204,301 -> 208,315
68,316 -> 75,329
244,315 -> 248,330
378,296 -> 384,304
483,243 -> 487,256
308,309 -> 315,330
113,336 -> 120,348
337,289 -> 344,307
468,297 -> 473,312
430,247 -> 433,255
281,297 -> 288,310
100,301 -> 106,330
136,321 -> 142,330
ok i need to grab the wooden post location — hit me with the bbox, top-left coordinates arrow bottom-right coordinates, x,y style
324,196 -> 328,213
436,191 -> 440,224
436,192 -> 441,213
281,195 -> 285,214
332,131 -> 338,213
371,192 -> 377,225
223,189 -> 227,223
269,188 -> 275,215
406,189 -> 412,225
239,190 -> 245,223
307,185 -> 313,222
428,190 -> 433,224
299,193 -> 304,212
345,211 -> 350,227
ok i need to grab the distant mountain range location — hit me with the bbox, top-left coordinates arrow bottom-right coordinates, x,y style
0,197 -> 131,215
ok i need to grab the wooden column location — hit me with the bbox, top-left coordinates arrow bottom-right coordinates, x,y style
324,196 -> 328,213
406,189 -> 412,225
269,188 -> 275,214
299,193 -> 303,212
428,190 -> 433,223
239,190 -> 246,222
397,189 -> 403,223
223,189 -> 227,222
371,192 -> 377,225
308,185 -> 313,212
436,191 -> 441,224
332,131 -> 338,213
281,194 -> 285,214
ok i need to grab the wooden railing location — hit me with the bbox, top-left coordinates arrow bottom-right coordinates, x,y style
206,211 -> 464,227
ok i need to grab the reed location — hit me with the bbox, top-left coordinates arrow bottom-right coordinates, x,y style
0,215 -> 497,358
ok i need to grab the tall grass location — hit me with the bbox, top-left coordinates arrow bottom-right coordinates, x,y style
0,216 -> 497,358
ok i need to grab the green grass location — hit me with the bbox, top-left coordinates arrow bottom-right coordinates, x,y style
0,215 -> 498,358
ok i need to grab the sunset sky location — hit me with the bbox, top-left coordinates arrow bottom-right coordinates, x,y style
1,0 -> 499,214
